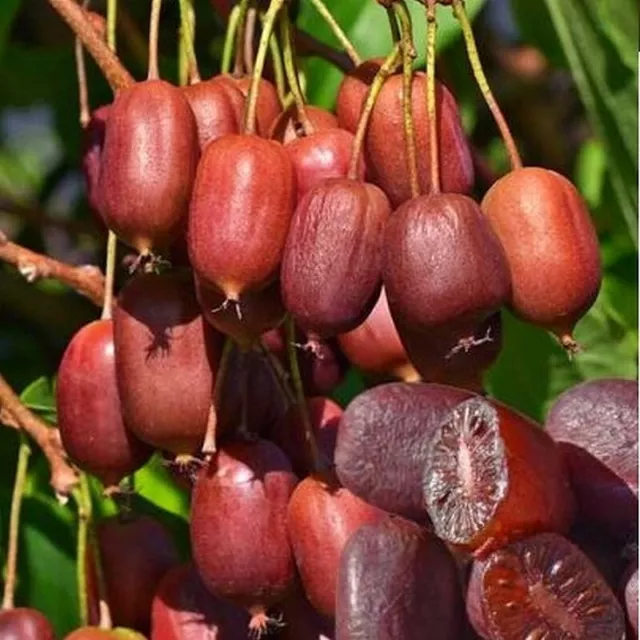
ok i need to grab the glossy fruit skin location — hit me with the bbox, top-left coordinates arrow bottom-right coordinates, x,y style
277,592 -> 334,640
97,79 -> 199,254
336,63 -> 474,207
97,515 -> 179,634
287,471 -> 384,618
335,382 -> 473,522
338,286 -> 418,382
424,397 -> 576,556
383,193 -> 511,333
466,532 -> 626,640
65,629 -> 146,639
282,178 -> 391,337
182,78 -> 241,149
268,396 -> 342,476
190,440 -> 298,618
545,378 -> 638,541
336,516 -> 465,640
0,608 -> 55,640
481,167 -> 601,344
188,134 -> 296,300
195,276 -> 286,350
286,129 -> 364,200
113,271 -> 222,455
270,104 -> 338,143
82,104 -> 111,214
150,563 -> 249,639
57,319 -> 152,486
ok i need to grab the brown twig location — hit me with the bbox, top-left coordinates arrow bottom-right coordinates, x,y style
0,373 -> 79,499
294,29 -> 355,73
0,232 -> 105,307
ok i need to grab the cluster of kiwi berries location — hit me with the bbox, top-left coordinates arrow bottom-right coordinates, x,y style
2,0 -> 637,637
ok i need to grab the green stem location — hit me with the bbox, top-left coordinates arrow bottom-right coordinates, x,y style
285,318 -> 321,473
243,7 -> 257,74
393,0 -> 419,198
107,0 -> 117,51
100,232 -> 117,320
178,0 -> 200,83
243,0 -> 285,134
268,26 -> 286,104
451,0 -> 522,170
280,11 -> 313,136
202,338 -> 233,454
425,0 -> 440,193
221,4 -> 241,75
386,7 -> 400,43
1,433 -> 31,610
74,1 -> 91,128
87,519 -> 112,629
347,43 -> 401,179
234,0 -> 252,76
147,0 -> 162,80
307,0 -> 361,66
259,339 -> 295,406
73,474 -> 93,627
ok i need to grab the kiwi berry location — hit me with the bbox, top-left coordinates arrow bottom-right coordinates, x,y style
0,608 -> 55,640
270,104 -> 338,143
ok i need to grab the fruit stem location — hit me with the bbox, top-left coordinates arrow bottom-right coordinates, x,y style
259,339 -> 296,406
47,0 -> 134,91
451,0 -> 522,170
348,43 -> 401,180
244,0 -> 285,135
73,473 -> 93,627
306,0 -> 361,66
74,1 -> 91,128
280,10 -> 314,136
107,0 -> 117,52
386,7 -> 400,43
393,0 -> 419,198
425,0 -> 440,194
203,338 -> 233,454
265,16 -> 286,104
243,7 -> 258,74
88,519 -> 113,630
178,0 -> 200,84
147,0 -> 162,80
285,317 -> 322,473
1,433 -> 31,610
234,0 -> 251,76
221,4 -> 241,75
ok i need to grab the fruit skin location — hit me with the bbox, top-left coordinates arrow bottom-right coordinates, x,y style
270,104 -> 338,143
0,608 -> 55,640
424,397 -> 576,556
286,129 -> 364,200
383,193 -> 511,333
195,276 -> 286,351
282,178 -> 391,337
57,319 -> 152,487
481,166 -> 601,347
150,563 -> 249,639
188,133 -> 296,300
81,104 -> 111,215
338,286 -> 419,382
65,629 -> 146,639
336,63 -> 474,207
335,382 -> 473,522
623,564 -> 638,637
97,515 -> 179,634
545,378 -> 638,541
182,78 -> 241,149
190,440 -> 298,624
287,471 -> 384,618
336,516 -> 465,640
113,271 -> 222,455
466,532 -> 626,640
97,79 -> 199,254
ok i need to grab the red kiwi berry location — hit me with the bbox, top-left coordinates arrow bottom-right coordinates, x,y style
466,532 -> 626,639
113,271 -> 222,455
545,378 -> 638,541
481,167 -> 601,351
270,104 -> 339,143
188,133 -> 296,307
182,78 -> 241,149
277,592 -> 334,640
97,514 -> 179,634
623,564 -> 638,636
195,277 -> 286,351
65,629 -> 146,639
336,62 -> 474,206
268,396 -> 342,476
150,563 -> 249,639
337,286 -> 419,382
56,319 -> 152,488
334,382 -> 473,522
423,397 -> 575,556
287,470 -> 384,618
282,178 -> 391,338
81,104 -> 111,215
336,516 -> 465,639
286,129 -> 364,200
0,608 -> 55,640
190,439 -> 298,634
97,80 -> 199,258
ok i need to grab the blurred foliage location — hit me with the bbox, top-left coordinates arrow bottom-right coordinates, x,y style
0,0 -> 636,635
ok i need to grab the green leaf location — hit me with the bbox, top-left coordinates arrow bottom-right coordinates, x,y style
20,377 -> 56,414
0,0 -> 19,61
542,0 -> 638,246
593,0 -> 637,71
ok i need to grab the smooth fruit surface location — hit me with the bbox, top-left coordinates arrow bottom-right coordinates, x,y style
0,608 -> 55,640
